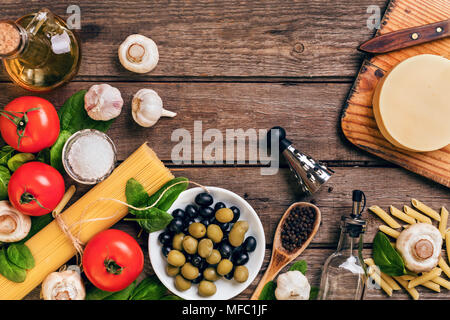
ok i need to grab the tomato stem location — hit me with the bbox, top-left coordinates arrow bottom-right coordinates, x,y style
104,258 -> 124,275
0,107 -> 40,149
19,192 -> 50,211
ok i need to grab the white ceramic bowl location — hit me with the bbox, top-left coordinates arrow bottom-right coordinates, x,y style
148,187 -> 265,300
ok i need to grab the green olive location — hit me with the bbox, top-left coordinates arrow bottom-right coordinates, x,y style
182,235 -> 198,255
166,265 -> 180,277
172,233 -> 185,251
216,259 -> 233,276
181,262 -> 199,280
215,208 -> 234,223
234,265 -> 249,283
198,280 -> 217,297
206,224 -> 223,243
206,249 -> 221,265
198,238 -> 213,258
188,222 -> 206,238
228,220 -> 249,247
203,267 -> 220,281
175,275 -> 191,291
167,250 -> 186,267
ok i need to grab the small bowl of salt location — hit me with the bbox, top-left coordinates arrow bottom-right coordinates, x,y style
62,129 -> 117,185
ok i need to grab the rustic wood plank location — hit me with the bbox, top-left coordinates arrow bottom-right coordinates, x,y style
0,81 -> 382,163
341,0 -> 450,188
0,0 -> 387,79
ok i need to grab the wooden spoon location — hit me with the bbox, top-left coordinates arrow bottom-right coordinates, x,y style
250,202 -> 321,300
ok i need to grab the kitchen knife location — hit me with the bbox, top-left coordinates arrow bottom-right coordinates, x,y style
359,19 -> 449,54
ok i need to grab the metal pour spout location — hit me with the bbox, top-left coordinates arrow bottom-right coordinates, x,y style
268,126 -> 333,195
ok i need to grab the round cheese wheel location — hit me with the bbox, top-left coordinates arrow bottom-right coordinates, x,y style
372,54 -> 450,152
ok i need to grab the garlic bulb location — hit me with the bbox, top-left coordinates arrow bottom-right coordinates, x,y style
132,89 -> 177,127
84,84 -> 124,121
275,270 -> 310,300
0,201 -> 31,242
118,34 -> 159,73
41,269 -> 85,300
396,223 -> 442,273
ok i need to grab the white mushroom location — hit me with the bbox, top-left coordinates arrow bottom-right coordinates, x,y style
118,34 -> 159,73
131,88 -> 176,127
84,84 -> 124,121
41,268 -> 85,300
396,223 -> 442,273
0,201 -> 31,242
275,270 -> 310,300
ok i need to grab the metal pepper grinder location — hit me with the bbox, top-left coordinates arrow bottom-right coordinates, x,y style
268,126 -> 333,195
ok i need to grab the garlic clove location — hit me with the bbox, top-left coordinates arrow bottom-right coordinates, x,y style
132,89 -> 176,128
85,84 -> 124,121
118,34 -> 159,74
0,201 -> 31,242
41,269 -> 85,300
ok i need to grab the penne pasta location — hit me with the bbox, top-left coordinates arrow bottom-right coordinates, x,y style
363,258 -> 401,290
447,231 -> 450,265
368,266 -> 393,296
390,205 -> 416,224
394,276 -> 419,300
369,205 -> 401,229
438,257 -> 450,279
431,276 -> 450,290
379,225 -> 400,239
400,275 -> 440,292
439,207 -> 449,239
411,199 -> 441,221
408,268 -> 442,288
404,205 -> 432,224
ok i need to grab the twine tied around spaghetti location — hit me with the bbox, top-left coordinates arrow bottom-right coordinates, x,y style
52,180 -> 209,266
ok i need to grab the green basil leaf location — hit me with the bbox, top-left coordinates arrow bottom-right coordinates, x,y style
6,244 -> 35,269
86,281 -> 136,300
258,280 -> 276,300
0,146 -> 15,166
7,153 -> 35,172
17,214 -> 53,244
372,232 -> 406,276
49,130 -> 72,172
146,177 -> 189,211
130,276 -> 167,300
0,166 -> 11,200
36,148 -> 51,164
289,260 -> 308,275
125,178 -> 150,215
0,248 -> 26,283
132,208 -> 174,233
309,286 -> 319,300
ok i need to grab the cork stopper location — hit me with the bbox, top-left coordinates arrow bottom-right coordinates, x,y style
0,22 -> 21,56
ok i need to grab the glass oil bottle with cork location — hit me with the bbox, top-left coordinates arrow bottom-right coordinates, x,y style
0,8 -> 80,92
318,190 -> 368,300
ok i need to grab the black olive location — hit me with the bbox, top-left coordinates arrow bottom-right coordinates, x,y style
234,252 -> 249,266
198,259 -> 208,271
199,206 -> 214,219
230,206 -> 240,223
185,204 -> 199,219
242,236 -> 257,253
161,245 -> 171,257
192,274 -> 203,284
200,219 -> 210,227
218,242 -> 233,259
172,209 -> 185,220
195,192 -> 214,207
158,231 -> 172,246
191,255 -> 203,268
168,218 -> 184,233
214,202 -> 226,211
224,268 -> 235,280
219,222 -> 230,232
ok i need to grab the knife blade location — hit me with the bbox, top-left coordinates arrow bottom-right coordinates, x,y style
359,19 -> 450,54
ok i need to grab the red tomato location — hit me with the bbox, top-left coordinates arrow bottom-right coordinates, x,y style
83,229 -> 144,292
8,162 -> 65,216
0,96 -> 60,153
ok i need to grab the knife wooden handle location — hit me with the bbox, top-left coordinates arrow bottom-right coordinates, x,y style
359,19 -> 450,53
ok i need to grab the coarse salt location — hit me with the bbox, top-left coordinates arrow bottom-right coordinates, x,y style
67,133 -> 114,181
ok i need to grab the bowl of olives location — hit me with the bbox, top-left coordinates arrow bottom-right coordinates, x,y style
148,187 -> 265,300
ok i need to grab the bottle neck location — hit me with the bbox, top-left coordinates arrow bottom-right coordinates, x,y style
336,228 -> 361,257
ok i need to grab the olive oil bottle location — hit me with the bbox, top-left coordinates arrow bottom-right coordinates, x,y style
0,8 -> 80,92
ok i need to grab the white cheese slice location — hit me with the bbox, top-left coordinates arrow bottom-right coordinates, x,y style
372,54 -> 450,152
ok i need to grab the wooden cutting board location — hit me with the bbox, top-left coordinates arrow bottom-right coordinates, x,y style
341,0 -> 450,188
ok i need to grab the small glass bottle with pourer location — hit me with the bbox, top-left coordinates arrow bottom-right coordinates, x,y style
318,190 -> 367,300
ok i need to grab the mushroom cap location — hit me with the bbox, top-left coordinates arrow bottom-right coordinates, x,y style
41,270 -> 85,300
396,223 -> 442,273
118,34 -> 159,73
0,201 -> 31,242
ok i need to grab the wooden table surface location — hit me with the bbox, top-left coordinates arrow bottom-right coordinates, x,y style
0,0 -> 449,300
